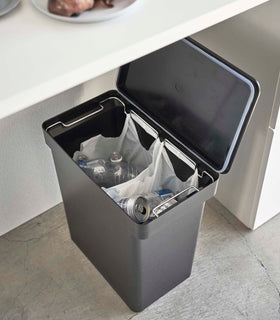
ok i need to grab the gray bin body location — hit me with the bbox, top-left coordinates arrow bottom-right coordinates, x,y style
44,99 -> 217,311
43,37 -> 258,311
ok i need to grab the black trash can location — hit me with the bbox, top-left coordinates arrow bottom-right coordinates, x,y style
43,38 -> 259,312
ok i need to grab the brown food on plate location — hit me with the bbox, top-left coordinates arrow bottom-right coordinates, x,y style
48,0 -> 94,16
97,0 -> 114,7
48,0 -> 114,17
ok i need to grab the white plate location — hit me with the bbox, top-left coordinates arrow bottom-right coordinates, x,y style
32,0 -> 137,23
0,0 -> 21,16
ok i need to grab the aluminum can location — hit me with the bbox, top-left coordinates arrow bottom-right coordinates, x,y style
118,189 -> 177,223
118,196 -> 150,223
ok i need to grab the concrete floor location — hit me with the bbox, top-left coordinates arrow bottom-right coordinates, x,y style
0,199 -> 279,320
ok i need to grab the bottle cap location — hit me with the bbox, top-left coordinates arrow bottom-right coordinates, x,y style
77,153 -> 88,161
110,152 -> 123,163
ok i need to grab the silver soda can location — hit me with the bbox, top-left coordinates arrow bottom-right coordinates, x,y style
118,196 -> 150,223
118,190 -> 177,223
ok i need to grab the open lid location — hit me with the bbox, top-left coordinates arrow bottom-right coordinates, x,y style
117,38 -> 259,173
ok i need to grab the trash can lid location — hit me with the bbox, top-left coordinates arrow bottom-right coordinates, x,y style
117,38 -> 259,174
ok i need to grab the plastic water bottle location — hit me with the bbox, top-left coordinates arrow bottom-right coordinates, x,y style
76,153 -> 108,186
76,151 -> 138,188
106,152 -> 139,187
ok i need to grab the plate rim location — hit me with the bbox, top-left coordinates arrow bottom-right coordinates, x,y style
31,0 -> 137,23
0,0 -> 21,16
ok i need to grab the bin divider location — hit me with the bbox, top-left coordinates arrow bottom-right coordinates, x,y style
152,185 -> 199,217
164,139 -> 196,170
130,110 -> 159,139
198,170 -> 214,183
164,139 -> 215,184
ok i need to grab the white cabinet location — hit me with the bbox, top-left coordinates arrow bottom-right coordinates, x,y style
254,77 -> 280,228
194,0 -> 280,229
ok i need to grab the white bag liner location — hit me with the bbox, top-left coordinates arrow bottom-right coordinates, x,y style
73,114 -> 154,172
105,141 -> 198,202
73,112 -> 199,204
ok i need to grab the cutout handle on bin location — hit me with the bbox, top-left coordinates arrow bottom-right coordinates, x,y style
46,97 -> 125,132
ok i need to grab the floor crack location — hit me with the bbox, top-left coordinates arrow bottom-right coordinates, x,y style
2,223 -> 65,244
2,236 -> 42,243
46,279 -> 65,317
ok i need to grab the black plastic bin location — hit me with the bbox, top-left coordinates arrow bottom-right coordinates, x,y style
43,38 -> 259,311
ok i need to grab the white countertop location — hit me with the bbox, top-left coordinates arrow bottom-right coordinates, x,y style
0,0 -> 268,119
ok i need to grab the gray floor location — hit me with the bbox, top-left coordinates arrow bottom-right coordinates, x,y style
0,199 -> 279,320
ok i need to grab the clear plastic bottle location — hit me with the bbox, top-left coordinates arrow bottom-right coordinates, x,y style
106,152 -> 139,187
76,153 -> 108,186
76,151 -> 138,188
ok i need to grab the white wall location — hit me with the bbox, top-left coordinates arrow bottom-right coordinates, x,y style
0,69 -> 118,236
194,0 -> 280,229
